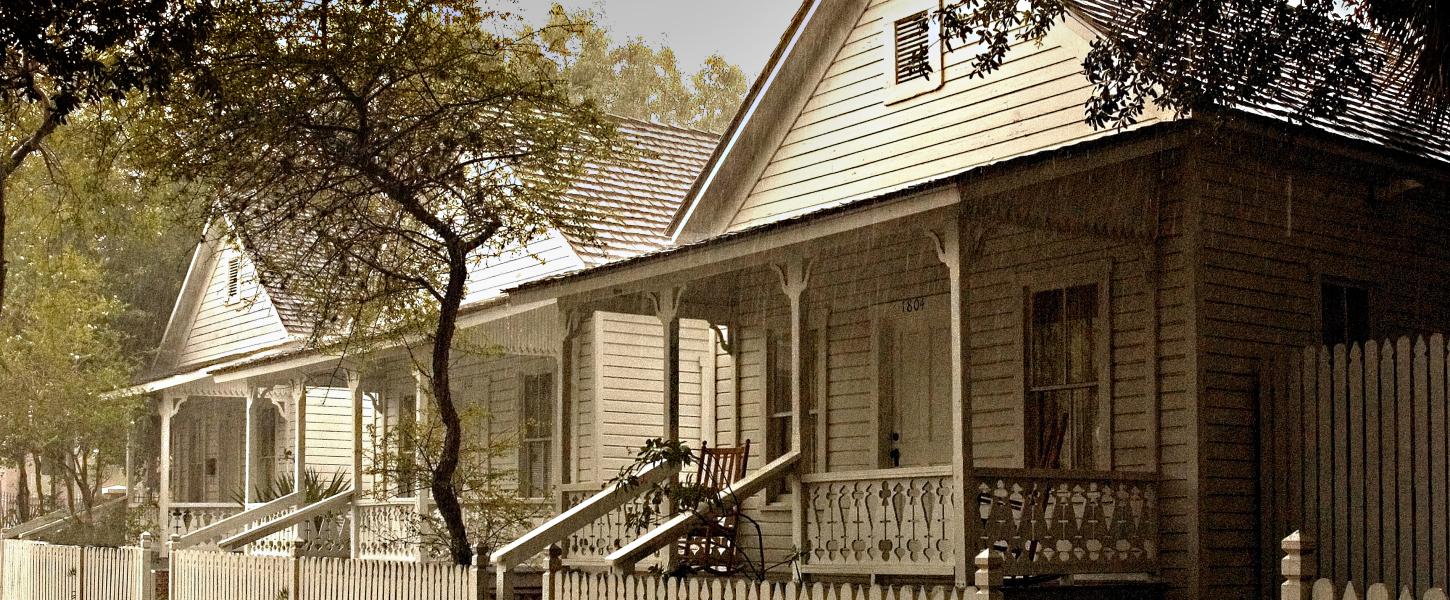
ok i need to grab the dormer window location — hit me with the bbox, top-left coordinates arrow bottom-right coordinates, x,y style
883,1 -> 944,104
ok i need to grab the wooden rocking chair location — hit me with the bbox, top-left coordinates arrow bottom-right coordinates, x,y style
674,440 -> 751,575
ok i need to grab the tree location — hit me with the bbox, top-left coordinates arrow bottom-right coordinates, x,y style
931,0 -> 1448,128
0,0 -> 212,316
534,4 -> 748,133
148,0 -> 621,565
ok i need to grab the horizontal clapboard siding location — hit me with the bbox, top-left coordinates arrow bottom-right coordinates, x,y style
176,247 -> 290,368
464,230 -> 585,305
1195,140 -> 1450,599
726,0 -> 1165,231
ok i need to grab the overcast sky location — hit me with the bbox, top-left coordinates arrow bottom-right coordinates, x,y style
510,0 -> 800,77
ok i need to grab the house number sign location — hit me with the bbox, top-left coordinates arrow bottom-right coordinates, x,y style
901,296 -> 928,313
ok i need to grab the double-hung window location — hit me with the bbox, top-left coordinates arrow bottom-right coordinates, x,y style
1025,284 -> 1102,470
518,372 -> 554,499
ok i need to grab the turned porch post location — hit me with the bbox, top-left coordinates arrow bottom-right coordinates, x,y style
774,256 -> 813,574
652,288 -> 685,443
931,215 -> 987,588
412,365 -> 432,561
348,371 -> 364,558
243,384 -> 257,504
290,379 -> 307,492
158,394 -> 180,537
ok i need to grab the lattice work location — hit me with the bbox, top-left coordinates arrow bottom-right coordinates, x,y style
802,470 -> 956,571
975,471 -> 1157,574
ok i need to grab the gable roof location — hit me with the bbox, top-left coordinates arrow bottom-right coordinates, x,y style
666,0 -> 1450,242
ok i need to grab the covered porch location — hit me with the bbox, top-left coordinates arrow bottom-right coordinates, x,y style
491,159 -> 1174,595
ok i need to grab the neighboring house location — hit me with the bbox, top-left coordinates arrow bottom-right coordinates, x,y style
121,118 -> 718,559
483,1 -> 1450,600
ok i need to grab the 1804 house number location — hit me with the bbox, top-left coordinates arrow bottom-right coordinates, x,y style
901,296 -> 927,313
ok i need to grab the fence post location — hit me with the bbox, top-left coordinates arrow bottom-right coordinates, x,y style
471,544 -> 490,600
138,532 -> 158,600
1282,531 -> 1315,600
546,544 -> 561,600
974,550 -> 1002,600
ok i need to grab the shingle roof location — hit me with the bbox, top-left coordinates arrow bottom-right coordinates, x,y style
1070,0 -> 1450,165
247,116 -> 717,332
557,118 -> 718,266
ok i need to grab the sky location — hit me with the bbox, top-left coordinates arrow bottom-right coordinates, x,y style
509,0 -> 801,77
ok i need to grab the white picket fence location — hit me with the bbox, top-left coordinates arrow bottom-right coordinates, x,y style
169,549 -> 479,600
1283,532 -> 1449,600
0,537 -> 158,600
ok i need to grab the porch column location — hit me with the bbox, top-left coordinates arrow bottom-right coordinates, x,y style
243,384 -> 257,504
348,371 -> 364,558
291,379 -> 307,492
553,309 -> 581,513
412,367 -> 432,543
158,394 -> 180,537
651,288 -> 686,442
774,256 -> 813,571
931,216 -> 987,588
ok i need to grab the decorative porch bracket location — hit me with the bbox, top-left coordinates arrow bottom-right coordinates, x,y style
218,487 -> 355,551
491,459 -> 682,600
172,491 -> 303,551
928,215 -> 989,588
606,450 -> 802,573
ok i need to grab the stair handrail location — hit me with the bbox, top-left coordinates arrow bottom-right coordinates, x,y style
3,495 -> 129,540
218,488 -> 354,551
172,491 -> 304,550
491,459 -> 680,571
606,451 -> 801,571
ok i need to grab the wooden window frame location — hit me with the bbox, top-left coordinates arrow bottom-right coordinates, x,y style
1316,273 -> 1376,347
1015,260 -> 1113,471
516,367 -> 556,500
882,0 -> 945,105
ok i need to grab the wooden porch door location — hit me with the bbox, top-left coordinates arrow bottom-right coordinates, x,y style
884,294 -> 952,467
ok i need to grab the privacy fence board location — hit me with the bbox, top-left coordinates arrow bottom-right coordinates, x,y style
1261,335 -> 1450,597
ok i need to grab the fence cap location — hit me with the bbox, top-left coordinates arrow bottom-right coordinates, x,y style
974,549 -> 1003,567
1282,530 -> 1315,552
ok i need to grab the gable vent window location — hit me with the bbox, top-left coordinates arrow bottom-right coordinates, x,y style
225,249 -> 243,303
883,1 -> 944,104
893,12 -> 931,85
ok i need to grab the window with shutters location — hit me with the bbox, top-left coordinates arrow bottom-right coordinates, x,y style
518,372 -> 554,499
883,1 -> 944,104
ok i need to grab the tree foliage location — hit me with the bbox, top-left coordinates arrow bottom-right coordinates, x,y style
933,0 -> 1449,128
0,0 -> 212,316
533,4 -> 748,133
148,0 -> 621,565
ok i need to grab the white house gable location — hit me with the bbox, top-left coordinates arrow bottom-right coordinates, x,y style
464,229 -> 587,305
679,0 -> 1169,237
157,237 -> 293,371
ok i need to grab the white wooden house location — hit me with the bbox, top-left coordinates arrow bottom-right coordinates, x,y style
123,118 -> 719,561
120,1 -> 1450,599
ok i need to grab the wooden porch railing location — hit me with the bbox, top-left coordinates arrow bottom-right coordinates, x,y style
355,498 -> 422,561
170,492 -> 302,551
798,466 -> 1158,578
218,488 -> 355,553
607,451 -> 802,572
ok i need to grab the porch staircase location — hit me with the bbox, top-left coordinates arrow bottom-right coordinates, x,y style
169,488 -> 353,557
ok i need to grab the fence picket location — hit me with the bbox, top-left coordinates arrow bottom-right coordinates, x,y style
1433,334 -> 1448,590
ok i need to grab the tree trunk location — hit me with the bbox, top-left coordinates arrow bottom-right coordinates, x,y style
0,177 -> 8,315
31,452 -> 45,513
430,245 -> 471,565
14,452 -> 31,520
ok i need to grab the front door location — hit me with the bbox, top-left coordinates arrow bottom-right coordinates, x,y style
884,294 -> 952,467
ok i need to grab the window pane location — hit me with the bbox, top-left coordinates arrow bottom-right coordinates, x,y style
768,332 -> 791,415
1030,290 -> 1064,387
1065,386 -> 1097,470
1345,285 -> 1369,343
1322,282 -> 1347,346
1065,284 -> 1097,384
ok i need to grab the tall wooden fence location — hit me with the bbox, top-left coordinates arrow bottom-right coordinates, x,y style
0,538 -> 158,600
1259,334 -> 1450,597
169,550 -> 479,600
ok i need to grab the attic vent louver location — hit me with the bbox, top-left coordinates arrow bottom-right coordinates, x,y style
894,11 -> 932,85
226,252 -> 241,300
